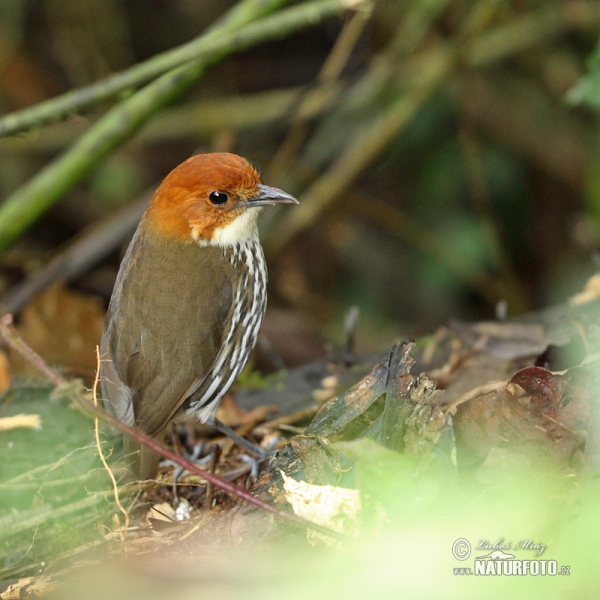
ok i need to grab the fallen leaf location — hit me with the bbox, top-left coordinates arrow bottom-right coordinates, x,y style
281,471 -> 361,541
13,285 -> 104,380
509,366 -> 566,415
0,413 -> 41,431
0,349 -> 10,393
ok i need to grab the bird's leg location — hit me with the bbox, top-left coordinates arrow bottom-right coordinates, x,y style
204,443 -> 220,508
204,415 -> 271,460
169,441 -> 211,497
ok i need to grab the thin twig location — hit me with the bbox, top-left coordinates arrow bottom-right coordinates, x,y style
266,8 -> 371,182
443,380 -> 508,415
265,0 -> 600,254
93,346 -> 129,540
0,0 -> 292,137
0,316 -> 346,541
267,51 -> 448,253
252,406 -> 318,438
0,194 -> 149,314
82,400 -> 344,539
0,314 -> 65,387
1,84 -> 348,155
0,0 -> 363,255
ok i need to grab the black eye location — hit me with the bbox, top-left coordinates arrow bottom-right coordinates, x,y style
209,191 -> 229,205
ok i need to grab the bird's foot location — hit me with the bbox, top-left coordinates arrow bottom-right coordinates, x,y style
205,415 -> 279,480
238,435 -> 281,480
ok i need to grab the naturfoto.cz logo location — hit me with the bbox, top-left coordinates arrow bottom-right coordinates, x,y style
452,538 -> 571,577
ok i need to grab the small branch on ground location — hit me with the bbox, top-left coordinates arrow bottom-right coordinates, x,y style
0,315 -> 345,541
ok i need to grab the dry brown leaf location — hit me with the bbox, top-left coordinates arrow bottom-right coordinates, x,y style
0,349 -> 10,393
12,285 -> 104,380
570,273 -> 600,306
216,394 -> 276,427
0,413 -> 41,431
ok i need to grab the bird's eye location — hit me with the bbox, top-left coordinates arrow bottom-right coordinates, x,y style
209,191 -> 229,205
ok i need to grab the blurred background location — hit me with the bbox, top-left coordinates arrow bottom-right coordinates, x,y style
0,0 -> 599,376
2,2 -> 600,590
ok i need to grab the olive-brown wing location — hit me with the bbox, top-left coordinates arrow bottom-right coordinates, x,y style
102,224 -> 233,437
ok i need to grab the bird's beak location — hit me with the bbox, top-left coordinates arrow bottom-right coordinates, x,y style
244,184 -> 298,208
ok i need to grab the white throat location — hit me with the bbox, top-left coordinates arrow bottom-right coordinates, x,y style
193,208 -> 261,247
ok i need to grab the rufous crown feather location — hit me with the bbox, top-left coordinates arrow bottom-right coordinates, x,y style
143,152 -> 297,247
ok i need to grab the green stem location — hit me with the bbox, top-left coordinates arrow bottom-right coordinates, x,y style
0,0 -> 358,255
0,0 -> 291,138
267,49 -> 450,254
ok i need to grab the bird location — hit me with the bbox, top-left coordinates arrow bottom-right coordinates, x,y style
100,152 -> 298,480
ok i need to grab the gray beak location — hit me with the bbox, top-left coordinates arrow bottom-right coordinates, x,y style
247,183 -> 298,207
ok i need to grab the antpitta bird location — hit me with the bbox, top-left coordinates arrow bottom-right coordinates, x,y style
100,153 -> 297,479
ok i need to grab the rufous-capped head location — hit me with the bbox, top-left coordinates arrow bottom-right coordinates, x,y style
144,153 -> 297,246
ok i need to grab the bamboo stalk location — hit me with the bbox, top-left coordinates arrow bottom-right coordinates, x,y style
0,0 -> 362,255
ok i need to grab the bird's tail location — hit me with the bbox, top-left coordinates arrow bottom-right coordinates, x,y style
124,434 -> 161,481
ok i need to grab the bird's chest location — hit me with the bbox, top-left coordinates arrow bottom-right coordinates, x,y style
225,241 -> 267,329
184,240 -> 268,416
116,235 -> 265,316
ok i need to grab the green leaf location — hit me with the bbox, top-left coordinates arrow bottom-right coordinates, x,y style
566,36 -> 600,108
